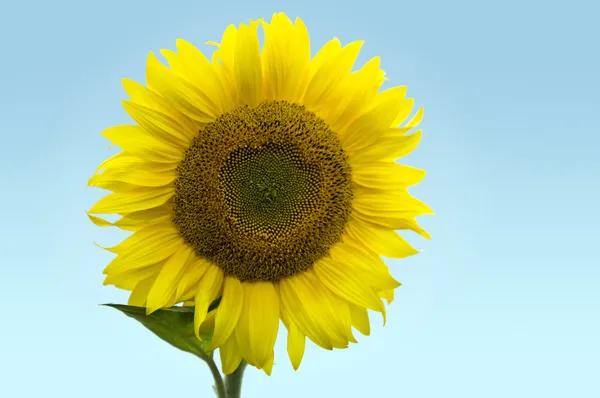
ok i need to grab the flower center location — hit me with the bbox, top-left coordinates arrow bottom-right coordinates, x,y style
173,101 -> 353,282
221,143 -> 321,240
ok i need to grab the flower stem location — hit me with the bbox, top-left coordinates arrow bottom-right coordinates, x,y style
224,361 -> 248,398
206,355 -> 226,398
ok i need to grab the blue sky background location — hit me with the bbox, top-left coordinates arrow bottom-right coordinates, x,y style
1,0 -> 598,397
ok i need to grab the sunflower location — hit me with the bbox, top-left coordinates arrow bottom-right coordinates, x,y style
88,12 -> 432,375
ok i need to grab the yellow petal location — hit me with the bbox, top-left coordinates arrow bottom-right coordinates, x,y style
279,275 -> 330,349
121,100 -> 194,149
234,283 -> 257,366
87,213 -> 113,227
175,39 -> 234,113
327,290 -> 355,344
329,242 -> 401,292
101,125 -> 183,163
394,218 -> 432,240
207,28 -> 238,106
128,276 -> 157,306
103,261 -> 163,290
392,99 -> 421,127
89,167 -> 176,188
349,303 -> 370,336
407,106 -> 424,128
210,277 -> 244,349
353,209 -> 431,235
379,288 -> 395,304
208,24 -> 238,73
352,130 -> 423,163
261,13 -> 310,102
103,230 -> 183,274
113,203 -> 173,232
353,190 -> 434,219
147,51 -> 220,123
381,130 -> 423,160
279,289 -> 307,370
146,52 -> 219,123
313,257 -> 384,313
279,270 -> 349,349
330,242 -> 400,282
122,78 -> 197,134
89,180 -> 144,193
379,106 -> 424,139
352,163 -> 426,189
89,186 -> 173,214
220,333 -> 243,375
262,351 -> 275,376
102,222 -> 175,254
304,40 -> 363,111
246,282 -> 280,368
117,199 -> 173,217
194,265 -> 224,338
146,244 -> 195,314
176,257 -> 212,300
397,106 -> 424,132
340,87 -> 411,152
123,78 -> 172,113
327,56 -> 385,132
345,216 -> 420,258
96,152 -> 178,173
286,320 -> 306,370
234,21 -> 263,107
261,13 -> 292,100
198,308 -> 217,335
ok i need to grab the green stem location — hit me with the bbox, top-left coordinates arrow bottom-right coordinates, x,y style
206,355 -> 226,398
224,361 -> 248,398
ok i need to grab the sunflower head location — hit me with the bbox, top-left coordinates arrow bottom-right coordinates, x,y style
89,12 -> 432,375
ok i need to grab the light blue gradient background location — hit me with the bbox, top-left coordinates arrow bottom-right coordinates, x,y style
1,0 -> 598,397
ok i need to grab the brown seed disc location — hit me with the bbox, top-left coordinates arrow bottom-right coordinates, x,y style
173,100 -> 353,282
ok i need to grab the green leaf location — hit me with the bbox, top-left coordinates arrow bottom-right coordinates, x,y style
104,304 -> 213,361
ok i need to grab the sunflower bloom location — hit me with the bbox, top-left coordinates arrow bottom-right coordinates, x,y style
89,12 -> 432,375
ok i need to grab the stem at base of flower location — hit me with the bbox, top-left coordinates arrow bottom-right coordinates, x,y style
207,356 -> 226,398
224,361 -> 248,398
